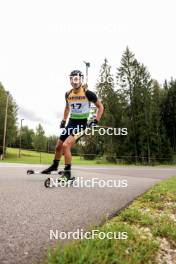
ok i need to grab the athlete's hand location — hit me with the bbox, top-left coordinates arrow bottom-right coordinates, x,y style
60,120 -> 66,128
88,119 -> 98,128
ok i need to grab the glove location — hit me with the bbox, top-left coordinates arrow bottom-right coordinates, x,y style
88,119 -> 98,128
60,120 -> 66,128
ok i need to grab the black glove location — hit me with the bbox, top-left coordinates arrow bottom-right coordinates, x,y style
60,120 -> 66,128
88,119 -> 98,128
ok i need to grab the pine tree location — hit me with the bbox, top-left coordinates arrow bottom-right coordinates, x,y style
32,124 -> 47,152
0,82 -> 18,153
116,47 -> 170,164
116,47 -> 152,163
150,80 -> 172,162
162,79 -> 176,152
95,58 -> 121,161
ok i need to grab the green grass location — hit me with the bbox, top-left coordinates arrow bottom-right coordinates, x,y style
1,148 -> 176,167
0,148 -> 112,165
0,148 -> 54,164
45,176 -> 176,264
0,147 -> 108,166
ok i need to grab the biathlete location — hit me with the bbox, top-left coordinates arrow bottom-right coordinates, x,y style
41,70 -> 104,182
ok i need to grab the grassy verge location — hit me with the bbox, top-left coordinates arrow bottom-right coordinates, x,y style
45,176 -> 176,264
1,148 -> 176,166
0,148 -> 104,165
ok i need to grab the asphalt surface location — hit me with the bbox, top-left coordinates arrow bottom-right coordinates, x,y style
0,163 -> 176,264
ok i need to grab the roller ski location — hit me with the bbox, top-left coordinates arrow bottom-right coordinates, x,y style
27,169 -> 59,175
27,160 -> 59,175
44,170 -> 75,188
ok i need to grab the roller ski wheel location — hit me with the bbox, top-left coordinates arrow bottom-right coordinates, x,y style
27,169 -> 35,175
44,178 -> 51,188
44,177 -> 76,188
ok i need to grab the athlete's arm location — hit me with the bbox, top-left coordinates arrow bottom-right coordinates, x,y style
63,91 -> 70,121
94,100 -> 104,122
85,90 -> 104,122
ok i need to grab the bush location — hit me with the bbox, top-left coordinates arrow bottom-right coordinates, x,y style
83,154 -> 96,160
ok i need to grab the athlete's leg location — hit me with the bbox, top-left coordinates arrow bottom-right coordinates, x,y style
41,121 -> 72,174
62,135 -> 76,164
58,135 -> 76,180
41,139 -> 64,174
54,139 -> 64,160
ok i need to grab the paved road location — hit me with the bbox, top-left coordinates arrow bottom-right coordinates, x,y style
0,163 -> 176,264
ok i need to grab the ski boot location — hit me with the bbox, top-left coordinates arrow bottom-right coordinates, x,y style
41,160 -> 58,174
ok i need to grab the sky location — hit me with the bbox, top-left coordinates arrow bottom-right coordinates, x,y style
0,0 -> 176,136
